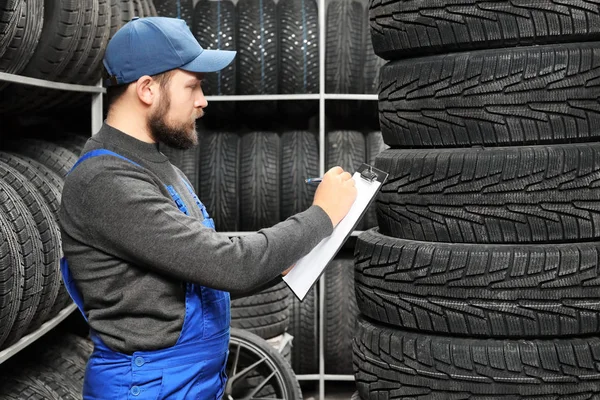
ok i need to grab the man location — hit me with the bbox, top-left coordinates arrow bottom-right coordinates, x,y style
58,16 -> 356,399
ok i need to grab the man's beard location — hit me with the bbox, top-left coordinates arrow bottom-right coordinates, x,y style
148,94 -> 200,150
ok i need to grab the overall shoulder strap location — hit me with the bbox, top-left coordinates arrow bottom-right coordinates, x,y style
68,149 -> 142,175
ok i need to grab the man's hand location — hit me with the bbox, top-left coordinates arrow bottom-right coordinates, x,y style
312,166 -> 357,228
282,264 -> 295,276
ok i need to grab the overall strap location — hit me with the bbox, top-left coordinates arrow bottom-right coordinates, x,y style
67,149 -> 142,175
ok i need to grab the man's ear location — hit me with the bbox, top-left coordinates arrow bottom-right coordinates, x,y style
135,75 -> 156,106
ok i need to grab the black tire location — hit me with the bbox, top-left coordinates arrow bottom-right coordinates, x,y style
278,0 -> 319,118
6,140 -> 78,178
356,228 -> 600,338
148,0 -> 158,16
17,367 -> 81,400
326,130 -> 365,229
370,0 -> 600,60
363,131 -> 386,228
108,0 -> 121,39
198,132 -> 239,232
227,328 -> 302,400
0,375 -> 64,400
288,286 -> 318,374
0,213 -> 24,350
230,281 -> 291,339
0,164 -> 61,334
0,180 -> 44,348
237,0 -> 278,117
280,131 -> 318,220
154,0 -> 194,26
351,392 -> 362,400
324,255 -> 357,375
54,133 -> 89,156
133,0 -> 144,17
78,0 -> 111,85
354,316 -> 600,399
379,42 -> 600,148
326,0 -> 364,118
119,0 -> 134,24
363,38 -> 383,95
193,0 -> 236,97
376,144 -> 600,244
240,132 -> 280,231
0,0 -> 43,93
0,0 -> 21,58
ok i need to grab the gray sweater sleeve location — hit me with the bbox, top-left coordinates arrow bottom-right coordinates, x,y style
79,165 -> 333,293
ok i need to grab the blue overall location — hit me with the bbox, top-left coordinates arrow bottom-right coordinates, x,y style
61,149 -> 230,399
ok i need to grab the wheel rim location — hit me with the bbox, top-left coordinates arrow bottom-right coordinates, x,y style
224,335 -> 290,400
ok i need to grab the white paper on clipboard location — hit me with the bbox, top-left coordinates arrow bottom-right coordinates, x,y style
282,164 -> 387,301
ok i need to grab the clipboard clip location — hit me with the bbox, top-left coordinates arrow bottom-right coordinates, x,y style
357,163 -> 388,184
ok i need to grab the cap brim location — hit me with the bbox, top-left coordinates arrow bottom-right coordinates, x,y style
180,49 -> 236,73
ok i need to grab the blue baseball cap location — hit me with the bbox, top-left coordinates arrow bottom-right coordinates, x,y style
103,17 -> 236,86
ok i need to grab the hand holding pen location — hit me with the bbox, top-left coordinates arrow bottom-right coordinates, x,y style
310,166 -> 357,227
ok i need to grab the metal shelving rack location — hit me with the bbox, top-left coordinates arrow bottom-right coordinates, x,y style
0,71 -> 105,365
0,0 -> 377,392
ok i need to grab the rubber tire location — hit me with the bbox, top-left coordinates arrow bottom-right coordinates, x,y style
0,0 -> 21,59
376,144 -> 600,244
108,0 -> 121,39
230,281 -> 291,339
326,130 -> 366,229
356,228 -> 600,337
228,328 -> 302,400
0,375 -> 64,400
363,131 -> 387,228
0,213 -> 24,349
0,180 -> 44,348
354,316 -> 600,399
288,286 -> 318,374
6,139 -> 78,178
325,0 -> 364,118
280,131 -> 318,220
154,0 -> 194,26
198,132 -> 240,232
379,42 -> 600,148
278,0 -> 319,118
0,164 -> 60,334
324,255 -> 357,375
240,132 -> 280,231
370,0 -> 600,60
237,0 -> 279,117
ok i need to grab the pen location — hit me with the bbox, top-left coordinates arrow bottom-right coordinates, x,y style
305,177 -> 323,184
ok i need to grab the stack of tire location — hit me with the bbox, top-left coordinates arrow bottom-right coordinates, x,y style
0,0 -> 157,112
0,135 -> 86,350
0,332 -> 93,399
353,1 -> 600,399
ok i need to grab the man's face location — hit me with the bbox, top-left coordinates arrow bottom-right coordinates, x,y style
148,70 -> 207,150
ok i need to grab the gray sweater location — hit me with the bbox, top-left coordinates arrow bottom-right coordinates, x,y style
58,124 -> 333,354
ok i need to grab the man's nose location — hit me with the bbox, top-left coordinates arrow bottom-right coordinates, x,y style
195,92 -> 208,109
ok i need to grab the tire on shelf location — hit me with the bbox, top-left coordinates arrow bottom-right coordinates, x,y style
354,316 -> 600,399
5,139 -> 78,178
240,131 -> 280,231
288,286 -> 317,374
198,132 -> 239,231
0,0 -> 21,59
0,180 -> 44,348
370,0 -> 600,60
192,0 -> 236,119
356,228 -> 600,337
326,130 -> 366,229
325,0 -> 364,118
0,213 -> 24,350
0,164 -> 61,334
375,144 -> 600,244
0,375 -> 64,400
379,43 -> 600,148
278,0 -> 319,118
324,255 -> 357,375
237,0 -> 279,117
154,0 -> 194,26
230,281 -> 291,339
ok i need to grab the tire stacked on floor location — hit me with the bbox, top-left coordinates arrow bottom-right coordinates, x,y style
0,137 -> 82,350
353,1 -> 600,398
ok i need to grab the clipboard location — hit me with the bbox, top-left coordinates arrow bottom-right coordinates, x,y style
282,163 -> 388,301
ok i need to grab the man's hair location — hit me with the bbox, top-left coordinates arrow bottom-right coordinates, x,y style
106,70 -> 174,109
